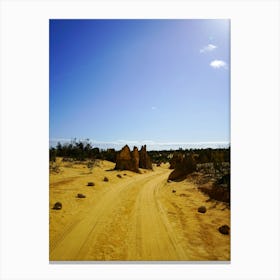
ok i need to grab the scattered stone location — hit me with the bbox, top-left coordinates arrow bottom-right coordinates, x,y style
198,206 -> 207,213
87,182 -> 95,186
218,225 -> 230,235
53,202 -> 62,210
104,177 -> 109,182
172,190 -> 176,193
117,174 -> 122,178
77,193 -> 86,198
123,173 -> 127,176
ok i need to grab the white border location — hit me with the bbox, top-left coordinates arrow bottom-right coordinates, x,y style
0,0 -> 279,279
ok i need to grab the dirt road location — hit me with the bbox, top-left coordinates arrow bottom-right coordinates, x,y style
50,169 -> 183,260
50,163 -> 230,261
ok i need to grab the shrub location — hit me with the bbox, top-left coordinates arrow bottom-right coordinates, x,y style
50,162 -> 61,174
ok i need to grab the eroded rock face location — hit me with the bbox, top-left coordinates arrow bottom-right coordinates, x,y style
139,145 -> 152,169
169,153 -> 184,169
115,145 -> 152,172
168,154 -> 196,181
115,145 -> 140,173
132,146 -> 140,171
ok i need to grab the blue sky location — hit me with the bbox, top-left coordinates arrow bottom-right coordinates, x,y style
50,19 -> 230,150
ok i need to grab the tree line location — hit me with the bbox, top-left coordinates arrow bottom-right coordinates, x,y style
50,140 -> 230,165
49,140 -> 116,162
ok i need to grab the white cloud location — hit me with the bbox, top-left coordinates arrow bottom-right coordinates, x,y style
210,60 -> 228,69
200,44 -> 217,53
151,106 -> 157,110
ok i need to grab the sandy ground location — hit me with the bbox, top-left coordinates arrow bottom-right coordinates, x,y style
49,159 -> 230,261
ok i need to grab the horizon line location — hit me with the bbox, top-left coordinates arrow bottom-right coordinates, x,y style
49,138 -> 230,150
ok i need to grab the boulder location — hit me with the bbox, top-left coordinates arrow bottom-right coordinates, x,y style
77,193 -> 86,198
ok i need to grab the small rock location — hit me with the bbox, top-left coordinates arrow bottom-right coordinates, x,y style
172,190 -> 176,193
123,173 -> 127,176
117,174 -> 122,178
53,202 -> 62,210
87,182 -> 95,186
198,206 -> 207,213
77,193 -> 86,198
218,225 -> 230,235
104,177 -> 109,182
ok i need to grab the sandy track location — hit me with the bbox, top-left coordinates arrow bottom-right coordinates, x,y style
50,164 -> 230,261
127,172 -> 187,260
50,169 -> 180,261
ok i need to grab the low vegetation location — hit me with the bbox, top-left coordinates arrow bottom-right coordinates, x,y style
49,140 -> 230,205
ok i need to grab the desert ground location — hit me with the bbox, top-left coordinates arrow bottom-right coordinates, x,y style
49,159 -> 230,261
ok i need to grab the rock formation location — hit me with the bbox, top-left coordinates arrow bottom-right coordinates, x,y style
115,145 -> 140,173
169,152 -> 184,169
198,174 -> 230,203
139,145 -> 152,169
132,146 -> 140,171
168,154 -> 196,181
115,144 -> 152,172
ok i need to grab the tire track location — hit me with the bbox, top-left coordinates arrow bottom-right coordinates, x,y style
50,170 -> 166,261
127,172 -> 187,260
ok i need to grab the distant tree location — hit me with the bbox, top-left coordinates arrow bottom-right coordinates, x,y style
49,148 -> 56,162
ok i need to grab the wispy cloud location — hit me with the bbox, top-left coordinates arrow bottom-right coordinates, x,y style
200,44 -> 217,53
210,60 -> 228,69
151,106 -> 157,110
